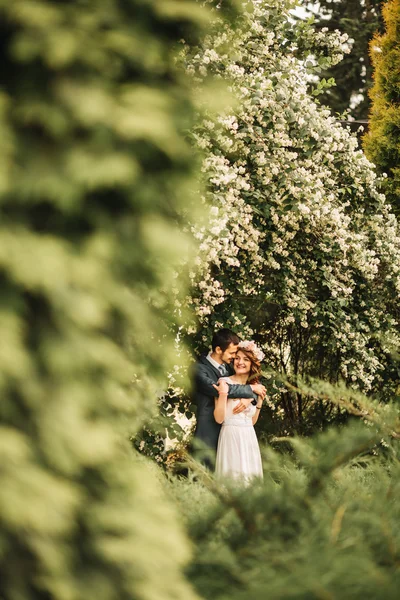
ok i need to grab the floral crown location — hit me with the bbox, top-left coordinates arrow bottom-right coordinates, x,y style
238,340 -> 265,362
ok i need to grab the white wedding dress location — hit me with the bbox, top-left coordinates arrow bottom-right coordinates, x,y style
215,377 -> 263,484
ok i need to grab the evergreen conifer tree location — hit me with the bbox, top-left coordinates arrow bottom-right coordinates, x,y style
363,0 -> 400,213
0,0 -> 235,598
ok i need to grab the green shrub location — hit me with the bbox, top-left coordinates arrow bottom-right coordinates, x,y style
165,393 -> 400,599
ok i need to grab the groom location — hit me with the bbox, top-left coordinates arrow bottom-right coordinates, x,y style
192,328 -> 266,467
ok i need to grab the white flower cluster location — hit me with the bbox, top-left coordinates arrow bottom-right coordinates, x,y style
180,0 -> 400,394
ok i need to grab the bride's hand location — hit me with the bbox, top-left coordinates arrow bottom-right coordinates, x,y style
213,379 -> 229,395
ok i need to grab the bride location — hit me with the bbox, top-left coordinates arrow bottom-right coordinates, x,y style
214,340 -> 264,483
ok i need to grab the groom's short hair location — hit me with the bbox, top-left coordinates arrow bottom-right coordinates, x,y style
212,328 -> 241,352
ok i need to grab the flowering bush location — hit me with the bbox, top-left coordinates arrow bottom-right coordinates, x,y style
184,0 -> 400,435
138,0 -> 400,462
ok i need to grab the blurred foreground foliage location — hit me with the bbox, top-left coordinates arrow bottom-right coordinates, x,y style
165,384 -> 400,599
0,0 -> 242,598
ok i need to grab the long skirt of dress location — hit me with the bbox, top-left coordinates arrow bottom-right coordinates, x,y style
215,423 -> 263,484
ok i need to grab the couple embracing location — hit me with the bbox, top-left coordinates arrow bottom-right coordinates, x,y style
192,328 -> 266,483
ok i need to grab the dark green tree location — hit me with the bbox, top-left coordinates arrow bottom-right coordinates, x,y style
364,0 -> 400,213
0,0 -> 236,598
305,0 -> 384,120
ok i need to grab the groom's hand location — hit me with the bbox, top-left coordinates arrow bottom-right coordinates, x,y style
251,383 -> 266,399
232,398 -> 252,414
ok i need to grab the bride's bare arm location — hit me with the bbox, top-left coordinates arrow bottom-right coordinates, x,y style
214,379 -> 229,424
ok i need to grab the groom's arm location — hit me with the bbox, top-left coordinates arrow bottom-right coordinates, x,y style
194,363 -> 257,400
228,383 -> 257,400
193,363 -> 222,397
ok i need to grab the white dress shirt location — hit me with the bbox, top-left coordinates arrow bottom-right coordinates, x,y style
206,352 -> 227,375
